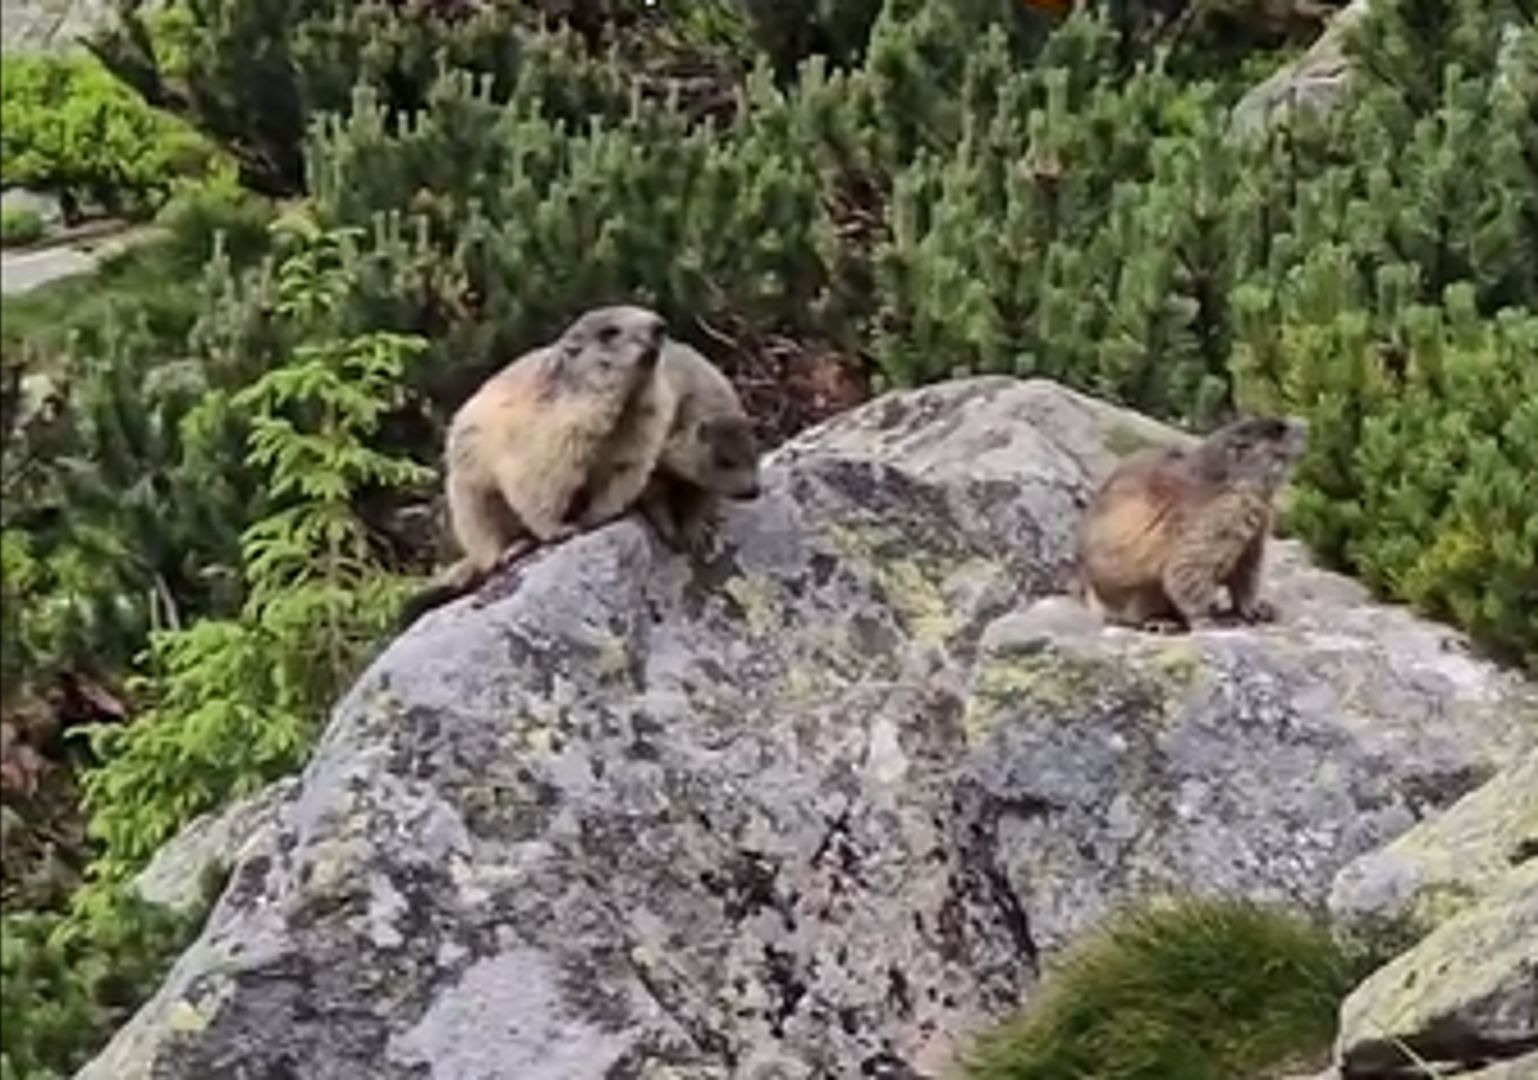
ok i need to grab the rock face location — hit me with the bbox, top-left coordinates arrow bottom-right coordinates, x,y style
78,378 -> 1538,1079
0,0 -> 109,51
1229,0 -> 1372,137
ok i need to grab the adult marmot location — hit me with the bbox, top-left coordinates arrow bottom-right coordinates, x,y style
398,304 -> 670,628
1076,415 -> 1307,631
638,341 -> 762,554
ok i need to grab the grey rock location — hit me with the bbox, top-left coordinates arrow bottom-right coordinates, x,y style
2,223 -> 165,294
1,243 -> 97,294
1230,0 -> 1371,138
133,779 -> 297,913
1331,748 -> 1538,936
1,187 -> 62,227
75,378 -> 1538,1079
1230,2 -> 1531,139
0,0 -> 111,52
1336,859 -> 1538,1077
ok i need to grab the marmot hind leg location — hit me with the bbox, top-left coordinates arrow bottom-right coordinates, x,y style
1099,585 -> 1188,634
448,471 -> 527,574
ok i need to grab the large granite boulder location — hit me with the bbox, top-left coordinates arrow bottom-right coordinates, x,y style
79,377 -> 1538,1079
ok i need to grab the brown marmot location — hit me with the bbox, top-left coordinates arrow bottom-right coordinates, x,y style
397,304 -> 670,629
1076,415 -> 1308,631
638,341 -> 762,553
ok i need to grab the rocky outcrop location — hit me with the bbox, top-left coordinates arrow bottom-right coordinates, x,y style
77,378 -> 1537,1079
1338,859 -> 1536,1077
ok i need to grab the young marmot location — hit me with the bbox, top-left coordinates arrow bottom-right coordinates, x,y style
1076,415 -> 1307,632
638,341 -> 762,553
398,304 -> 670,628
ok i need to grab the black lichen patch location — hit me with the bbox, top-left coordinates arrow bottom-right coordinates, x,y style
885,965 -> 914,1019
809,810 -> 866,888
762,944 -> 808,1038
698,849 -> 792,928
558,950 -> 635,1033
1510,836 -> 1538,866
227,852 -> 274,911
931,782 -> 1044,1010
860,1046 -> 927,1078
681,543 -> 749,621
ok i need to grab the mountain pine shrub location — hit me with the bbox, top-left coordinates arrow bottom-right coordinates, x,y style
1230,0 -> 1538,667
77,220 -> 433,878
0,881 -> 212,1080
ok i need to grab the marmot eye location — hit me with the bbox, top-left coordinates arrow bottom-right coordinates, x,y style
598,325 -> 622,345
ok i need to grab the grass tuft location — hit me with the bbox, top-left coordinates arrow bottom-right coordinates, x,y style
962,895 -> 1370,1080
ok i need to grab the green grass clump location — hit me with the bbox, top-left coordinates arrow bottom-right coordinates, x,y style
963,896 -> 1366,1080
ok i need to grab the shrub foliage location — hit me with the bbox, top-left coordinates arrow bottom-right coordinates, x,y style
0,52 -> 228,222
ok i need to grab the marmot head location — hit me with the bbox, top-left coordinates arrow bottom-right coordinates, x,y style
555,304 -> 668,393
1195,415 -> 1308,491
666,414 -> 762,500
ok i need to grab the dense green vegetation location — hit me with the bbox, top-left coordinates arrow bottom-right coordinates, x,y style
0,0 -> 1534,1075
0,878 -> 218,1080
0,51 -> 230,225
963,897 -> 1377,1080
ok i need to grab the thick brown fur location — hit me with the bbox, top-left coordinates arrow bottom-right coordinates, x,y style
1076,415 -> 1307,632
397,304 -> 668,630
637,341 -> 762,554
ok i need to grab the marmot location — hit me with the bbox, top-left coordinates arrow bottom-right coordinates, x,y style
638,341 -> 762,553
1076,415 -> 1307,631
397,304 -> 670,629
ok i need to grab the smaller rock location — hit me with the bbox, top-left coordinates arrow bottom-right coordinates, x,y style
1,188 -> 62,227
134,779 -> 296,912
1336,859 -> 1538,1077
1230,0 -> 1371,138
978,597 -> 1101,653
1331,749 -> 1538,935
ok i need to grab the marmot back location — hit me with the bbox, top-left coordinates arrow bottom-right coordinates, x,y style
1077,415 -> 1307,631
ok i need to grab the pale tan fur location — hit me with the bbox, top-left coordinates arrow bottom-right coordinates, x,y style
1077,416 -> 1307,632
638,341 -> 762,553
